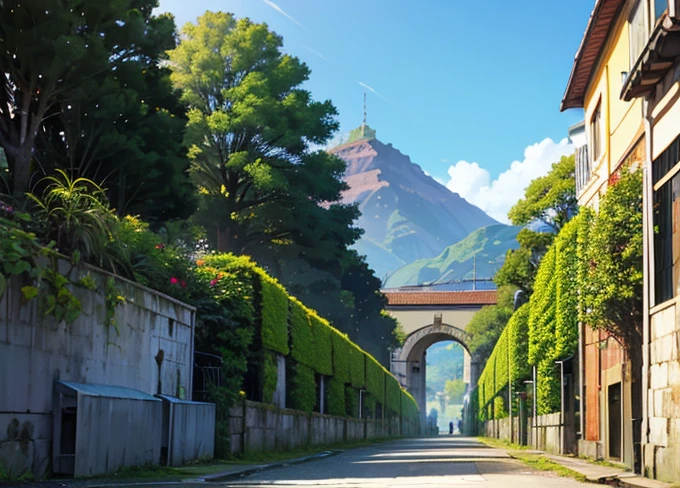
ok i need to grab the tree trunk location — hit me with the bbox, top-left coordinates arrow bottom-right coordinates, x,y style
11,145 -> 33,199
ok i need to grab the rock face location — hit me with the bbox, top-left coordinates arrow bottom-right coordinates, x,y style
331,136 -> 498,280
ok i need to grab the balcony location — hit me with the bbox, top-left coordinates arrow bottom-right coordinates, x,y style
621,1 -> 680,101
575,145 -> 591,195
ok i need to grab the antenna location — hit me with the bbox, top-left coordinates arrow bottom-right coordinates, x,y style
363,90 -> 367,127
472,255 -> 477,291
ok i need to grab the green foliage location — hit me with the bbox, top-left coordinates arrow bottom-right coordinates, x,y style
386,376 -> 401,415
581,168 -> 643,346
444,379 -> 467,405
259,275 -> 290,355
497,155 -> 577,294
508,155 -> 576,230
290,298 -> 315,369
345,386 -> 360,418
327,376 -> 346,417
365,355 -> 386,404
331,329 -> 350,384
310,314 -> 333,376
348,343 -> 366,389
27,170 -> 116,263
290,363 -> 316,413
467,285 -> 516,365
493,396 -> 508,419
262,351 -> 278,404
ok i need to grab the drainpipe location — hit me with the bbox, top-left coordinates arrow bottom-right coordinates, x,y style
641,97 -> 654,458
578,320 -> 585,447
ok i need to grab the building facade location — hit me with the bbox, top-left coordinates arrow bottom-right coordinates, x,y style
562,0 -> 680,482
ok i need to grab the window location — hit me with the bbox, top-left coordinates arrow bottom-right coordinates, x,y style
629,1 -> 647,67
590,103 -> 602,163
653,135 -> 680,305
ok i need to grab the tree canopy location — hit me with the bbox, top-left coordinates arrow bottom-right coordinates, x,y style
495,155 -> 577,294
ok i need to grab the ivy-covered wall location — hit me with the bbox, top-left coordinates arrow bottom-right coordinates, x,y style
476,213 -> 585,420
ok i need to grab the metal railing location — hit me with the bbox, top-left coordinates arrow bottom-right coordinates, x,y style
575,145 -> 591,196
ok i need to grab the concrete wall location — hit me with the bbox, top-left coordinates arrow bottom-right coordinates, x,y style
163,400 -> 215,467
482,413 -> 562,455
0,262 -> 196,477
227,401 -> 418,455
74,396 -> 162,477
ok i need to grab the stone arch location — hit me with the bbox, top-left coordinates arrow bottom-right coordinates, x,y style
393,322 -> 474,426
399,323 -> 471,363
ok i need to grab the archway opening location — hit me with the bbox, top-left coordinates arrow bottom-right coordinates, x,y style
425,341 -> 466,434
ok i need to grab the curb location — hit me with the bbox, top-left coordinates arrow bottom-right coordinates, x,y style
193,450 -> 338,483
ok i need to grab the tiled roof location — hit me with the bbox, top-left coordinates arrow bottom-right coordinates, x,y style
383,290 -> 497,306
561,0 -> 625,111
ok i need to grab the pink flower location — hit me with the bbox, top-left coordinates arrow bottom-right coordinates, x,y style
180,280 -> 187,288
210,279 -> 218,287
170,277 -> 179,285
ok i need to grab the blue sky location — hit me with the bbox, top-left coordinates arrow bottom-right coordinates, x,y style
157,0 -> 592,221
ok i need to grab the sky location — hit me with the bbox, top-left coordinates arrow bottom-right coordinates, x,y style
157,0 -> 593,222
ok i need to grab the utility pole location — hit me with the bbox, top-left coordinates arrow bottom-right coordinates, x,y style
472,255 -> 477,291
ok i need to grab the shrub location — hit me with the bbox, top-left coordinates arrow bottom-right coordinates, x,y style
290,298 -> 315,368
262,351 -> 278,404
310,313 -> 333,376
259,273 -> 289,355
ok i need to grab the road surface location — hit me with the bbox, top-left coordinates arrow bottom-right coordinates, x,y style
202,436 -> 589,488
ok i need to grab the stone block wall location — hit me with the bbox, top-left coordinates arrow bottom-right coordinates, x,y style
643,304 -> 680,483
0,262 -> 196,477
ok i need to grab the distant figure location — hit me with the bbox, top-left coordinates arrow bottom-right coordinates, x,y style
448,421 -> 454,435
457,418 -> 462,434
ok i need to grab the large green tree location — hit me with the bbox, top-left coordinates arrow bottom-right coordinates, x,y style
32,3 -> 195,223
495,155 -> 577,293
168,12 -> 348,255
0,0 -> 168,199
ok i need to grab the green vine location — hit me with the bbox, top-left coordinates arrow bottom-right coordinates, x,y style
104,276 -> 125,333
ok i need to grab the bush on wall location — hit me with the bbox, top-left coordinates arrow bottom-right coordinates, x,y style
290,362 -> 316,413
259,273 -> 290,356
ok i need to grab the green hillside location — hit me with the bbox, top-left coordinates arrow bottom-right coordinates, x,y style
384,224 -> 520,288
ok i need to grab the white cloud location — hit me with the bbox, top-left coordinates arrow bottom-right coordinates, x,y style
261,0 -> 308,31
444,138 -> 574,223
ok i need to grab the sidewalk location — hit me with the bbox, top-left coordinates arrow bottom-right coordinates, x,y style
510,451 -> 674,488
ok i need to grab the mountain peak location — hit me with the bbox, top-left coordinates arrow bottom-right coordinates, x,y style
330,135 -> 499,279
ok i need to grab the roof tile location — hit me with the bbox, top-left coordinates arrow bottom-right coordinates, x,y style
383,290 -> 497,306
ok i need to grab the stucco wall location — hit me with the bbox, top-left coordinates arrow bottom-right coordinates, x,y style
0,262 -> 196,477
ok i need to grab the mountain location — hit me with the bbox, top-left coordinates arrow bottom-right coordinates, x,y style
384,224 -> 520,288
331,125 -> 498,280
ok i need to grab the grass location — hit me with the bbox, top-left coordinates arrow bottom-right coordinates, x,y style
477,437 -> 587,483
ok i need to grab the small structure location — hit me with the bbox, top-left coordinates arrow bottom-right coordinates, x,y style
157,395 -> 215,466
52,381 -> 162,477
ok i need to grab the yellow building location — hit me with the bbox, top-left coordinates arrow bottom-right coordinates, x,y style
562,0 -> 680,482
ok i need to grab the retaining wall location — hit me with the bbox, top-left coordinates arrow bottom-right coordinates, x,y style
227,400 -> 418,454
0,262 -> 196,477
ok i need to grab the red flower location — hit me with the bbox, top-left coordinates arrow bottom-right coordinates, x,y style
155,243 -> 166,250
180,280 -> 187,288
210,279 -> 218,287
170,277 -> 179,285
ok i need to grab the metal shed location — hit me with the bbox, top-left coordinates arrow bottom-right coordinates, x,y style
53,381 -> 162,477
157,395 -> 215,466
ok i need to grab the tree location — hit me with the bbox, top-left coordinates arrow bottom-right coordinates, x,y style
444,379 -> 466,405
496,155 -> 577,293
168,12 -> 346,254
466,285 -> 516,366
0,0 -> 167,198
33,5 -> 195,223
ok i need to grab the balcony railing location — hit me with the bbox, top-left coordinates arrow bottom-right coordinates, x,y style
575,145 -> 591,195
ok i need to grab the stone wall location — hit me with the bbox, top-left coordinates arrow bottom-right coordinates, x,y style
482,413 -> 562,454
227,400 -> 419,454
643,304 -> 680,483
0,262 -> 196,477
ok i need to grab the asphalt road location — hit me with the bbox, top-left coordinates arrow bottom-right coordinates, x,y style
213,436 -> 590,488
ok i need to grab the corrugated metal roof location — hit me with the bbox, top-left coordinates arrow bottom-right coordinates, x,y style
382,290 -> 497,306
55,381 -> 160,401
156,394 -> 213,406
